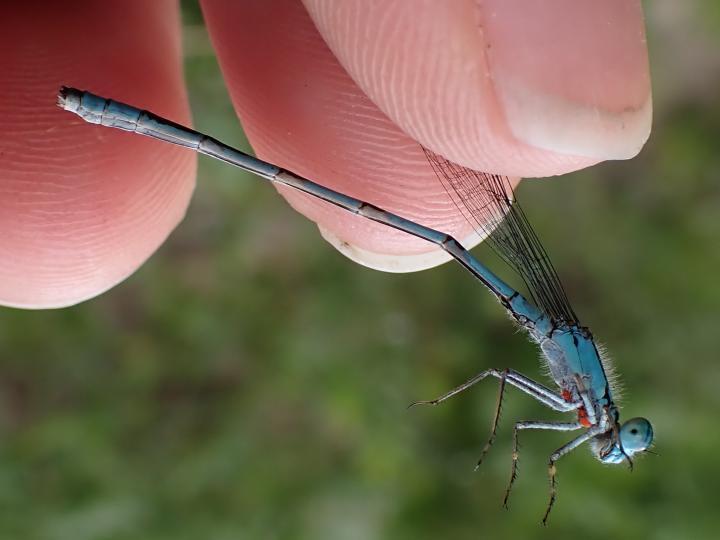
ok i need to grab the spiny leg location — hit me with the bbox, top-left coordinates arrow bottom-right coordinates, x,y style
409,369 -> 497,407
542,427 -> 604,526
408,368 -> 587,482
410,368 -> 578,412
475,370 -> 509,470
503,421 -> 582,509
505,376 -> 578,412
504,424 -> 521,509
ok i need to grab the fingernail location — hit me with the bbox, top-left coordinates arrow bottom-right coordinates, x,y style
484,0 -> 652,160
318,225 -> 486,273
495,78 -> 652,160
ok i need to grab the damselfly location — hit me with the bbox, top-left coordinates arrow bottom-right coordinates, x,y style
57,87 -> 653,524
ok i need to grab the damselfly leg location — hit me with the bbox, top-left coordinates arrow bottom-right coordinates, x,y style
410,370 -> 583,470
542,425 -> 605,525
504,421 -> 582,509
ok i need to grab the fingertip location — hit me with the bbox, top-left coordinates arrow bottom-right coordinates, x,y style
303,0 -> 651,176
202,0 -> 481,269
0,1 -> 195,308
484,0 -> 652,161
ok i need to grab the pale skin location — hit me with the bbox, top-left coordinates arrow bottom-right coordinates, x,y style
0,0 -> 651,308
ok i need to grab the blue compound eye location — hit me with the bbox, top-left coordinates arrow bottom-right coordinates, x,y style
619,417 -> 654,455
599,417 -> 653,464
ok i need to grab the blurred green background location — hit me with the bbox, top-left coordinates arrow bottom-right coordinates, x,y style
2,2 -> 720,539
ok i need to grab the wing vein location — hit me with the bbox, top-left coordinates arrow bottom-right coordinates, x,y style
423,148 -> 578,324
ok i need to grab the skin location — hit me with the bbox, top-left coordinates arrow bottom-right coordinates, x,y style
0,0 -> 651,308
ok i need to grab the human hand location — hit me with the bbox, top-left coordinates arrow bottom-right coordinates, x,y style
0,0 -> 650,308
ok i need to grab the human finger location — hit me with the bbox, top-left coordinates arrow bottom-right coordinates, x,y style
202,0 -> 508,272
0,1 -> 195,308
304,0 -> 652,176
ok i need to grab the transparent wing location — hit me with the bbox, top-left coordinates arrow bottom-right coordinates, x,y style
423,148 -> 578,325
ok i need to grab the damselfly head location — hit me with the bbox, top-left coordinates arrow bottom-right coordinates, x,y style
598,417 -> 654,465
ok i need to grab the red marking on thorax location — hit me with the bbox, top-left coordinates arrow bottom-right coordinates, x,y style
562,389 -> 592,427
577,407 -> 592,427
